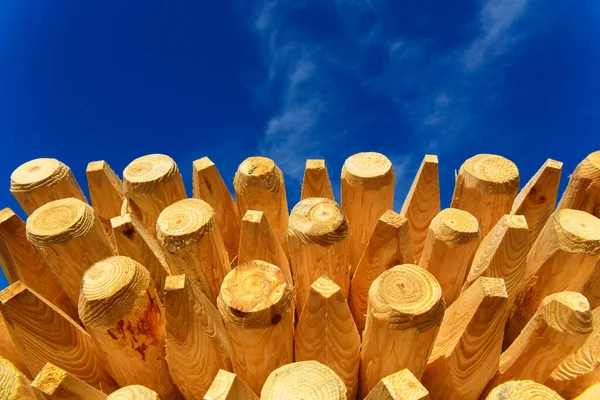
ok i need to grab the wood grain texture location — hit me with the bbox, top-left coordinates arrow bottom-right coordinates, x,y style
86,161 -> 124,243
301,159 -> 334,200
484,380 -> 563,400
204,370 -> 258,400
0,316 -> 28,379
582,261 -> 600,310
575,383 -> 600,400
557,151 -> 600,218
364,369 -> 430,400
0,356 -> 46,400
106,386 -> 159,400
32,362 -> 107,399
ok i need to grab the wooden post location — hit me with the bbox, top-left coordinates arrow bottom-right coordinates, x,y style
400,154 -> 440,263
288,197 -> 349,314
217,260 -> 294,395
122,154 -> 187,237
106,386 -> 159,400
582,263 -> 600,309
557,151 -> 600,217
505,209 -> 600,344
156,198 -> 230,305
238,210 -> 292,283
261,361 -> 347,400
0,282 -> 118,392
364,369 -> 430,400
421,277 -> 509,400
418,208 -> 480,305
341,152 -> 395,270
26,198 -> 115,304
164,274 -> 233,399
301,159 -> 334,200
511,159 -> 562,251
86,161 -> 124,240
234,157 -> 289,254
0,357 -> 46,399
204,370 -> 258,400
192,157 -> 241,262
10,158 -> 87,216
484,381 -> 563,400
78,256 -> 180,399
0,316 -> 28,379
461,215 -> 529,304
349,210 -> 413,332
359,264 -> 444,399
575,383 -> 600,400
32,363 -> 107,399
295,276 -> 360,399
450,154 -> 520,238
0,208 -> 77,321
483,292 -> 592,396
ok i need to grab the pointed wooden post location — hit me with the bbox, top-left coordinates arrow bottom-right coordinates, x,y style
106,386 -> 159,399
86,161 -> 124,240
451,154 -> 520,238
204,370 -> 258,400
400,154 -> 440,263
364,369 -> 430,400
164,275 -> 233,399
10,158 -> 87,216
32,363 -> 107,399
484,381 -> 563,400
122,154 -> 187,237
0,316 -> 28,379
301,159 -> 334,200
349,210 -> 413,332
0,357 -> 46,399
192,157 -> 241,262
557,151 -> 600,217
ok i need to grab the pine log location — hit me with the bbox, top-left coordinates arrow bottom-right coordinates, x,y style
301,159 -> 334,200
364,369 -> 430,400
0,316 -> 28,379
0,356 -> 46,399
557,151 -> 600,217
261,361 -> 346,400
575,383 -> 600,400
86,161 -> 124,241
484,380 -> 563,400
106,386 -> 159,400
32,362 -> 106,399
204,370 -> 258,400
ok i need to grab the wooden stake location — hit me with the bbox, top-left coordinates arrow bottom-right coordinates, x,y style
582,262 -> 600,309
204,370 -> 258,400
164,274 -> 233,399
86,161 -> 124,240
418,208 -> 480,305
238,210 -> 292,283
32,362 -> 106,399
341,152 -> 395,270
0,208 -> 77,321
261,361 -> 347,400
106,386 -> 159,400
575,383 -> 600,400
451,154 -> 520,238
484,380 -> 563,400
217,260 -> 294,395
359,264 -> 444,399
421,277 -> 509,399
234,157 -> 289,254
78,256 -> 180,399
156,198 -> 230,305
10,158 -> 87,216
511,159 -> 563,251
0,282 -> 117,392
192,157 -> 241,262
301,159 -> 334,200
0,357 -> 46,399
0,316 -> 28,379
122,154 -> 187,237
349,210 -> 413,332
295,276 -> 360,399
288,197 -> 349,314
364,369 -> 430,400
557,151 -> 600,217
505,209 -> 600,344
26,198 -> 115,304
400,154 -> 440,263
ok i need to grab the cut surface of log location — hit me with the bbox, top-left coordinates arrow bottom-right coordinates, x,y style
301,159 -> 334,200
32,362 -> 107,399
364,369 -> 430,400
0,356 -> 46,399
557,151 -> 600,217
484,380 -> 563,400
204,370 -> 258,400
106,386 -> 159,400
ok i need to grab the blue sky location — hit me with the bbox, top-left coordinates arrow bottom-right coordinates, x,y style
0,1 -> 599,288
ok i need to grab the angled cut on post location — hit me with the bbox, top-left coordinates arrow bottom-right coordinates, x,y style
204,370 -> 258,400
32,362 -> 107,399
557,151 -> 600,217
349,210 -> 413,332
86,161 -> 124,239
364,369 -> 430,400
301,159 -> 334,200
10,158 -> 87,216
192,157 -> 241,262
106,385 -> 159,399
400,154 -> 440,263
484,380 -> 563,400
164,274 -> 233,399
0,357 -> 46,399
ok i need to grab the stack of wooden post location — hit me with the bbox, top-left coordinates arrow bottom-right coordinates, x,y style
0,151 -> 599,399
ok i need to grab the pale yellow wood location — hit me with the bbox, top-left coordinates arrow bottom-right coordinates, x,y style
107,386 -> 159,400
451,154 -> 520,238
359,264 -> 444,399
505,209 -> 600,345
122,154 -> 187,237
288,198 -> 349,315
10,158 -> 87,216
0,316 -> 29,379
582,261 -> 600,309
0,208 -> 77,321
418,208 -> 480,305
164,275 -> 233,399
234,157 -> 289,254
421,277 -> 509,400
192,157 -> 241,262
32,362 -> 106,399
295,276 -> 360,399
0,282 -> 117,393
301,160 -> 334,200
557,151 -> 600,218
261,361 -> 346,400
400,155 -> 440,263
484,380 -> 563,400
575,383 -> 600,400
0,356 -> 46,400
204,370 -> 258,400
349,210 -> 413,332
26,198 -> 115,304
217,260 -> 294,395
341,152 -> 395,272
156,198 -> 230,305
238,210 -> 292,283
511,159 -> 563,251
364,369 -> 430,400
86,161 -> 124,245
78,256 -> 180,399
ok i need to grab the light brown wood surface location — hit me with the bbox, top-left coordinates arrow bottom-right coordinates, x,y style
484,380 -> 563,400
204,370 -> 258,400
106,386 -> 159,400
582,262 -> 600,310
557,151 -> 600,217
301,159 -> 334,200
0,356 -> 46,400
0,316 -> 28,379
32,362 -> 107,399
364,369 -> 430,400
86,161 -> 124,242
575,383 -> 600,400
